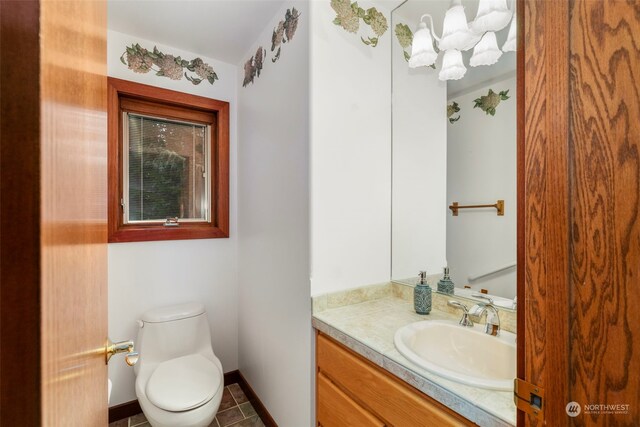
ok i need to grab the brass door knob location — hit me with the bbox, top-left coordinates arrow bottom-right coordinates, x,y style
106,338 -> 138,365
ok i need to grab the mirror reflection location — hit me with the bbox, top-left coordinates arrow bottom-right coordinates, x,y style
391,0 -> 517,309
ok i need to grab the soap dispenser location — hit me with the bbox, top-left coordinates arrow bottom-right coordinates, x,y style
437,266 -> 455,295
414,271 -> 432,315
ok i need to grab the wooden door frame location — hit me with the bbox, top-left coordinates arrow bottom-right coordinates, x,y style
517,0 -> 571,425
0,1 -> 43,425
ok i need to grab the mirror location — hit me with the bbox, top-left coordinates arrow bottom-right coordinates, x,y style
391,0 -> 517,309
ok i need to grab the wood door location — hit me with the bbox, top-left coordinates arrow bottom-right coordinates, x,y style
1,0 -> 108,425
520,0 -> 640,425
569,1 -> 640,425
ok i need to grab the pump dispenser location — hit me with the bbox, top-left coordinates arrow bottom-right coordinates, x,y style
437,266 -> 455,295
414,271 -> 432,315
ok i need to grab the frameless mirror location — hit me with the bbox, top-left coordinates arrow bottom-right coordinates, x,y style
391,0 -> 517,310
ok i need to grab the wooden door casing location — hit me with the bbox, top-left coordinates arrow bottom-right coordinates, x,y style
569,1 -> 640,425
0,1 -> 43,425
519,0 -> 571,424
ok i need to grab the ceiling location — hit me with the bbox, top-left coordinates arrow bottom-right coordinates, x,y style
393,0 -> 517,97
108,0 -> 286,65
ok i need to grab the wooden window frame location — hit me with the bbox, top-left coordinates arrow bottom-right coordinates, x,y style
107,77 -> 229,243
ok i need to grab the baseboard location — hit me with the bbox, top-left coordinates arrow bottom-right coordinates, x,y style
223,369 -> 241,386
109,370 -> 277,426
236,371 -> 278,427
108,399 -> 141,424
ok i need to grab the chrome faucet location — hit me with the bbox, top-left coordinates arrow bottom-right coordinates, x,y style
447,301 -> 474,327
469,294 -> 501,336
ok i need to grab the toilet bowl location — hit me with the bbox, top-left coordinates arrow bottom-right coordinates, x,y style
134,303 -> 224,427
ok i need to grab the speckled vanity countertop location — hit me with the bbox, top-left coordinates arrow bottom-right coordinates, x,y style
312,283 -> 516,427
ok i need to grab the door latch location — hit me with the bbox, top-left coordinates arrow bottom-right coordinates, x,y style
514,378 -> 544,420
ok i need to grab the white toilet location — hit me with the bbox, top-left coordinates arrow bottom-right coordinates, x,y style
134,303 -> 224,427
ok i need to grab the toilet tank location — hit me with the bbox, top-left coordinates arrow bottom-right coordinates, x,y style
135,303 -> 213,373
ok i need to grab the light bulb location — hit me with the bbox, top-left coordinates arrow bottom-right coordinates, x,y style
471,0 -> 513,33
438,0 -> 476,51
470,32 -> 503,66
409,22 -> 438,68
439,49 -> 466,81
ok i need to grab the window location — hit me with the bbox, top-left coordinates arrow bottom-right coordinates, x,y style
108,78 -> 229,242
124,114 -> 210,223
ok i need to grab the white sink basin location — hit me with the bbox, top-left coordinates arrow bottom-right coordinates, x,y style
394,320 -> 516,391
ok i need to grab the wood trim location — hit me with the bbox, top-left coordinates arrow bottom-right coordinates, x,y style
515,0 -> 525,404
107,77 -> 230,243
0,1 -> 42,425
224,369 -> 242,386
519,0 -> 570,425
120,97 -> 216,125
109,77 -> 230,112
108,400 -> 142,424
237,371 -> 278,427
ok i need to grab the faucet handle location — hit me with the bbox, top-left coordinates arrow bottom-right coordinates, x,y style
468,302 -> 502,336
472,293 -> 494,305
448,300 -> 469,312
448,300 -> 474,327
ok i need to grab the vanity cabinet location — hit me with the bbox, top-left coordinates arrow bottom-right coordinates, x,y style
316,332 -> 474,427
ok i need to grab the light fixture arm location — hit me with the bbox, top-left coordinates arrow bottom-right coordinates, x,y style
419,14 -> 441,42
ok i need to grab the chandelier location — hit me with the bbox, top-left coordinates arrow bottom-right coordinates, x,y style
408,0 -> 517,81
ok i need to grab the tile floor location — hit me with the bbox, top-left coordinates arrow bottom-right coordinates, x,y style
109,383 -> 264,427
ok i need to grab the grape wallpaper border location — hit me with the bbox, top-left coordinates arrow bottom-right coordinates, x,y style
331,0 -> 388,47
121,43 -> 219,85
473,89 -> 510,116
243,7 -> 301,88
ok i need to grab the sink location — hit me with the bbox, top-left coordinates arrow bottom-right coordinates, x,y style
394,320 -> 516,391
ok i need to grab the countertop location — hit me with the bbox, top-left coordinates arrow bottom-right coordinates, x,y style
312,293 -> 516,426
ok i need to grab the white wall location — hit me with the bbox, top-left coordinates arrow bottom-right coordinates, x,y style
446,75 -> 517,298
236,2 -> 311,426
107,30 -> 239,405
310,0 -> 393,295
390,16 -> 448,281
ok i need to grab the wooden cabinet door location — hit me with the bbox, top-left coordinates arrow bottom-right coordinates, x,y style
317,334 -> 473,427
318,373 -> 384,427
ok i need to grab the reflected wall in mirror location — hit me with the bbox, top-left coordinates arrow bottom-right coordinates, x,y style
391,0 -> 517,307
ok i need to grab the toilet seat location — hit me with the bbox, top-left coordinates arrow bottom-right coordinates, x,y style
146,354 -> 222,412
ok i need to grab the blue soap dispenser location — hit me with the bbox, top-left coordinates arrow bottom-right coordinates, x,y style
437,266 -> 455,295
414,271 -> 432,315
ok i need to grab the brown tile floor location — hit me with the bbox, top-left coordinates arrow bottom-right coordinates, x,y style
109,383 -> 264,427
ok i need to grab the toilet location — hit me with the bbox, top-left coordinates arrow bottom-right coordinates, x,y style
134,303 -> 224,427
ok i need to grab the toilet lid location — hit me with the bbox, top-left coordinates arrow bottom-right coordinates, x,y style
146,354 -> 222,412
